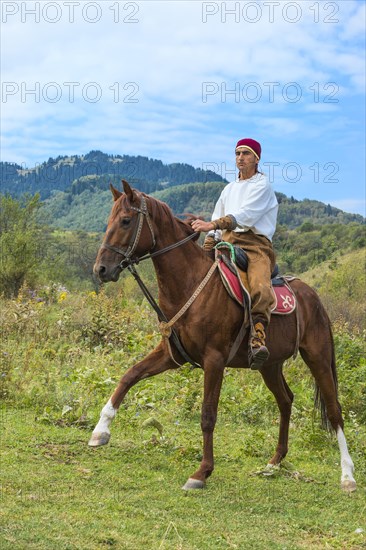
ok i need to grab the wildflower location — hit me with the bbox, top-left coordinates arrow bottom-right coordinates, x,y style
58,291 -> 68,303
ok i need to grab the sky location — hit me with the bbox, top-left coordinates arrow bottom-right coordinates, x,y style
1,0 -> 365,215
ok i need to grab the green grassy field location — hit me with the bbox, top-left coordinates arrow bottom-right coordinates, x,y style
1,285 -> 365,549
1,403 -> 365,550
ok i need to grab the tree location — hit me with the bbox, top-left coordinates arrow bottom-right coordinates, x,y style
299,221 -> 316,233
0,194 -> 42,297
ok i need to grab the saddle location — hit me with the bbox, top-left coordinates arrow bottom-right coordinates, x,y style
215,242 -> 297,315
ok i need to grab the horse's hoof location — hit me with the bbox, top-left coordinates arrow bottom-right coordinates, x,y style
88,432 -> 110,447
182,478 -> 205,490
263,464 -> 279,475
341,479 -> 356,493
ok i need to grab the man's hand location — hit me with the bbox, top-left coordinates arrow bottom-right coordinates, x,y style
203,235 -> 216,251
191,219 -> 215,233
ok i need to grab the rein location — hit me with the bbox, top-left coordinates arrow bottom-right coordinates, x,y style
127,263 -> 203,369
102,194 -> 203,368
139,233 -> 198,262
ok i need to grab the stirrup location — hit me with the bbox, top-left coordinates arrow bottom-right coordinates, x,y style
249,345 -> 269,370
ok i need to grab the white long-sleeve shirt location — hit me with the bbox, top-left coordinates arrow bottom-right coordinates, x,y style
211,173 -> 278,241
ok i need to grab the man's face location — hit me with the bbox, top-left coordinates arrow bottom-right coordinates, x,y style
235,148 -> 258,177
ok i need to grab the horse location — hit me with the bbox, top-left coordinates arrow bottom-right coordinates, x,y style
89,180 -> 356,492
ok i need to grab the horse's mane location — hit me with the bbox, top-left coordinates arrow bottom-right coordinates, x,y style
111,190 -> 200,242
146,194 -> 200,242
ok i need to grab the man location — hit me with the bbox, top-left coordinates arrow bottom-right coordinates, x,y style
191,138 -> 278,369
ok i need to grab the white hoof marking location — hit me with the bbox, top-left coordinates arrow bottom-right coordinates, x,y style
182,478 -> 205,490
89,398 -> 116,447
337,427 -> 356,490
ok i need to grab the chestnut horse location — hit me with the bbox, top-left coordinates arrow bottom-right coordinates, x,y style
90,180 -> 356,492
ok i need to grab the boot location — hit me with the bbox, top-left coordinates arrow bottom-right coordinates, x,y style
249,321 -> 269,370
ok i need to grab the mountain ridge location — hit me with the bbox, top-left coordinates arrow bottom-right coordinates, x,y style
0,150 -> 227,198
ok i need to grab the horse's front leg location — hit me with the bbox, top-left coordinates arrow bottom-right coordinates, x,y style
88,342 -> 176,447
182,357 -> 225,490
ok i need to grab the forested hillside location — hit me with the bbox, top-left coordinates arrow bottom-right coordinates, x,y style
153,183 -> 364,228
301,248 -> 365,326
273,222 -> 365,273
38,179 -> 364,232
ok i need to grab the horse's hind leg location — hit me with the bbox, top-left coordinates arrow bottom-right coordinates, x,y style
300,340 -> 356,492
260,363 -> 294,466
89,342 -> 176,447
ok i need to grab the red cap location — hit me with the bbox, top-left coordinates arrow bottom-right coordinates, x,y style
235,138 -> 261,160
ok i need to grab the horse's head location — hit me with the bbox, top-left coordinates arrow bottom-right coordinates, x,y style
94,180 -> 156,282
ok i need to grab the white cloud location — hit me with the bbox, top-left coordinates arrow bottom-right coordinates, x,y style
341,2 -> 366,40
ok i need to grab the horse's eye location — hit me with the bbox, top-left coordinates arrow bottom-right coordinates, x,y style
121,217 -> 131,227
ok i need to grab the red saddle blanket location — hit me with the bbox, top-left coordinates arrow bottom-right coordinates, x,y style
218,260 -> 296,315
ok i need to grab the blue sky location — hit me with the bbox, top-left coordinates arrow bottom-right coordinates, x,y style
1,0 -> 365,215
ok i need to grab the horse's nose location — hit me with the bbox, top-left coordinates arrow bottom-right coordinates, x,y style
98,265 -> 106,277
94,262 -> 120,282
94,263 -> 107,281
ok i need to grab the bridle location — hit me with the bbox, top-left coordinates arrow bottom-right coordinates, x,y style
101,194 -> 197,270
101,195 -> 156,270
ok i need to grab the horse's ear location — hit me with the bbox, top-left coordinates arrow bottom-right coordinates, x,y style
122,179 -> 135,202
110,183 -> 122,201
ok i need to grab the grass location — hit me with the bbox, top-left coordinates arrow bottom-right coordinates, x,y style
1,403 -> 365,550
1,288 -> 365,548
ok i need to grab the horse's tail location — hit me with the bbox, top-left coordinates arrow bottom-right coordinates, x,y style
314,319 -> 338,431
